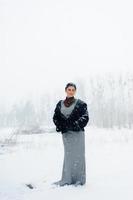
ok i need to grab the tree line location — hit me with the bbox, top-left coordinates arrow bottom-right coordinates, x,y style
0,73 -> 132,129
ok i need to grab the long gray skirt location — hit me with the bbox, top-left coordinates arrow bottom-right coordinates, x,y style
53,130 -> 86,186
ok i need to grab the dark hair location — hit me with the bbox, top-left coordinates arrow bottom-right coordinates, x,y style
65,82 -> 77,90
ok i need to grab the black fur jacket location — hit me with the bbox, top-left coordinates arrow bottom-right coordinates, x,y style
53,98 -> 89,134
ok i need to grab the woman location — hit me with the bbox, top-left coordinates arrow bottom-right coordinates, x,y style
52,82 -> 89,187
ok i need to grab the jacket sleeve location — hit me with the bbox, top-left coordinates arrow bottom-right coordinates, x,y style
53,101 -> 62,132
75,103 -> 89,129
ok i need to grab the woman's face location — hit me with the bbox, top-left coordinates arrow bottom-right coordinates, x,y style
65,86 -> 76,97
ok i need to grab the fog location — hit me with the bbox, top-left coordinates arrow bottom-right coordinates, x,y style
0,0 -> 133,128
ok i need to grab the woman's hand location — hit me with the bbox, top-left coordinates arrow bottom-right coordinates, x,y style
56,125 -> 62,132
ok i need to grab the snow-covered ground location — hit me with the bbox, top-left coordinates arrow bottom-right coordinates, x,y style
0,126 -> 133,200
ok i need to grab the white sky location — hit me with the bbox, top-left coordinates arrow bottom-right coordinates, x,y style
0,0 -> 133,106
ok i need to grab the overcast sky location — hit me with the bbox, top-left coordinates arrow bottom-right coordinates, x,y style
0,0 -> 133,106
